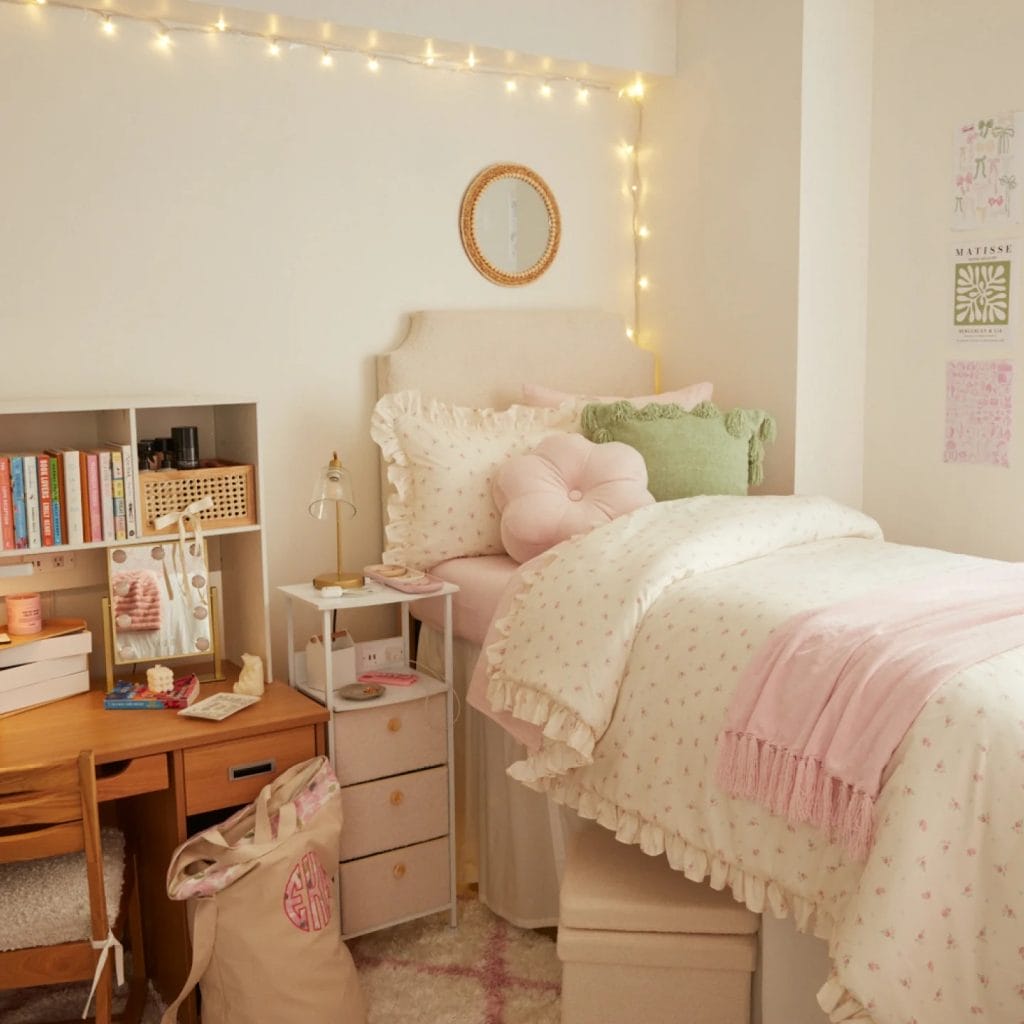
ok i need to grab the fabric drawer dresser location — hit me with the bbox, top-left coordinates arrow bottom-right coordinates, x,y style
558,825 -> 760,1024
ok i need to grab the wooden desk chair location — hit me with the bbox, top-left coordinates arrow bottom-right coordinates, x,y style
0,750 -> 147,1023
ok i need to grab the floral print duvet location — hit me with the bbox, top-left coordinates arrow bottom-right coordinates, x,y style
472,495 -> 1024,1024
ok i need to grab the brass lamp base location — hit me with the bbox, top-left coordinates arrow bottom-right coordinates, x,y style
314,570 -> 365,589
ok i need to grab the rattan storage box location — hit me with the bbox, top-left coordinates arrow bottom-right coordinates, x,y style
139,464 -> 256,535
558,825 -> 759,1024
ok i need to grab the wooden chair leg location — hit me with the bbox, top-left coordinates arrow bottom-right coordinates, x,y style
94,954 -> 113,1024
120,855 -> 149,1024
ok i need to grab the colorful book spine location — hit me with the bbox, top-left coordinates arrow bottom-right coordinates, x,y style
10,456 -> 27,550
37,454 -> 53,546
98,449 -> 115,542
47,453 -> 63,546
84,452 -> 102,542
61,450 -> 84,546
23,455 -> 41,549
109,448 -> 127,541
0,457 -> 13,550
122,444 -> 138,539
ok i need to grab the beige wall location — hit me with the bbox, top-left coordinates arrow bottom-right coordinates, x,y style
642,0 -> 803,494
794,0 -> 873,507
864,0 -> 1024,558
0,5 -> 637,671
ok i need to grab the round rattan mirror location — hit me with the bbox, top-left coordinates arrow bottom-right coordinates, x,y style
459,164 -> 561,286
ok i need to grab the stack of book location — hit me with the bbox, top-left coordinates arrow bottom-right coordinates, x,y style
0,619 -> 92,714
0,444 -> 138,552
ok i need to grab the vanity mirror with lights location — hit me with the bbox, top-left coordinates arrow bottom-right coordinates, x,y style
102,539 -> 222,684
459,163 -> 561,286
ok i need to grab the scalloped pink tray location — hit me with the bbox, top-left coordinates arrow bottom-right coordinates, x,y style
363,565 -> 446,594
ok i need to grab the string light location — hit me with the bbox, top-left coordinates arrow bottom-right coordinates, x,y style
13,0 -> 651,342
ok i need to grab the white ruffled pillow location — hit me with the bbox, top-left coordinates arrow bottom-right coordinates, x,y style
370,391 -> 579,570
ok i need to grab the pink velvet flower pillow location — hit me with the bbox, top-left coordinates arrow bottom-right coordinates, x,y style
493,433 -> 655,564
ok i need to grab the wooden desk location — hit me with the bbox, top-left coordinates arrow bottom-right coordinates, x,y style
0,678 -> 328,1024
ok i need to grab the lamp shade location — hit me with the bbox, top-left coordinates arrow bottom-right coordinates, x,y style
309,453 -> 357,521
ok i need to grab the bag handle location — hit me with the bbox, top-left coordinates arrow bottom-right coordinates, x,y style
159,898 -> 217,1024
255,795 -> 297,845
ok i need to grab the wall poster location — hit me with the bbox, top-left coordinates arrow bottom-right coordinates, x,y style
952,112 -> 1024,230
944,360 -> 1014,467
951,239 -> 1018,343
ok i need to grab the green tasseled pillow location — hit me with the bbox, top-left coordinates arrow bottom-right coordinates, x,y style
580,400 -> 777,501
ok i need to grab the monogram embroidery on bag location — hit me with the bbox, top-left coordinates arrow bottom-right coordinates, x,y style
283,851 -> 332,932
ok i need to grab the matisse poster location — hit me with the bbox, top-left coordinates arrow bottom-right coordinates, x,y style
944,360 -> 1013,467
952,112 -> 1024,230
951,239 -> 1018,343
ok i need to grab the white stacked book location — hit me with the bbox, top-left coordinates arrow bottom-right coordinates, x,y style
0,620 -> 92,714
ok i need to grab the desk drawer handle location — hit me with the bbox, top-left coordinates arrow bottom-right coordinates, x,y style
390,790 -> 404,807
393,863 -> 406,880
229,758 -> 276,782
387,718 -> 402,733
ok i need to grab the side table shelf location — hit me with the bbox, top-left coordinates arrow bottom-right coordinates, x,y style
278,580 -> 458,939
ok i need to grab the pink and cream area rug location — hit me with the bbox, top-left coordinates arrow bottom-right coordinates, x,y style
0,898 -> 561,1024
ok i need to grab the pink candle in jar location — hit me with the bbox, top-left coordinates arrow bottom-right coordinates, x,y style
5,592 -> 42,636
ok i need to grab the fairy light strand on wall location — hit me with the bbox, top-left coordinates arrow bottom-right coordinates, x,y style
6,0 -> 620,93
7,0 -> 650,348
618,80 -> 647,350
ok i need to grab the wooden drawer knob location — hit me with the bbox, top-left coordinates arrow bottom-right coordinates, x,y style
393,863 -> 407,880
387,717 -> 402,733
389,790 -> 404,806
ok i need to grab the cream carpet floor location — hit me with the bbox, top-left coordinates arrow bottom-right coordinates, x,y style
0,898 -> 561,1024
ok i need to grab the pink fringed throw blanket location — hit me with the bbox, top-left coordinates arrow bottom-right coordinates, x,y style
716,562 -> 1024,860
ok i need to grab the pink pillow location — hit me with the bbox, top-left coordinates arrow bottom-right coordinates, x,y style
522,381 -> 713,410
493,433 -> 655,564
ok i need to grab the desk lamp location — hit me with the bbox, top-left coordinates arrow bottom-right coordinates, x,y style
309,451 -> 364,589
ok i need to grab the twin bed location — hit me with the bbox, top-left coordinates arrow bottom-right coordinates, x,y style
373,310 -> 1024,1024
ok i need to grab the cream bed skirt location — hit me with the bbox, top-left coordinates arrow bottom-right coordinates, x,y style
417,624 -> 582,929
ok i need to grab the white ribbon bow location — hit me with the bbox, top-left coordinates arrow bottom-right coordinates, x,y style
153,495 -> 214,608
82,929 -> 125,1019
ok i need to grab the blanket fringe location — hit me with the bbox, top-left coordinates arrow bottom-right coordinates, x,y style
716,731 -> 874,861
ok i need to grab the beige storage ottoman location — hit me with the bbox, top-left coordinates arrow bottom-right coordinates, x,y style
558,826 -> 759,1024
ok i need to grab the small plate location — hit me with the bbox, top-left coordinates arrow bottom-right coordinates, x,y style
339,682 -> 385,701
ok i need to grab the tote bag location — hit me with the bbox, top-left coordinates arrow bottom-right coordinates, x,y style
160,756 -> 366,1024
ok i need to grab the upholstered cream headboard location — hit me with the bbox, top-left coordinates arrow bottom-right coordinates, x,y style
377,309 -> 654,408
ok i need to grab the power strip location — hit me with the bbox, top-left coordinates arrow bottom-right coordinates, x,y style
355,636 -> 406,671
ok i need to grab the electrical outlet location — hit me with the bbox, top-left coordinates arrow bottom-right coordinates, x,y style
356,636 -> 405,671
22,552 -> 76,572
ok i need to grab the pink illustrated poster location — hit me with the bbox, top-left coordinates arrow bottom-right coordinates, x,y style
944,360 -> 1014,467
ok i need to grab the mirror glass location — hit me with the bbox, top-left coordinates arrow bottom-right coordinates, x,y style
108,541 -> 212,664
459,164 -> 560,286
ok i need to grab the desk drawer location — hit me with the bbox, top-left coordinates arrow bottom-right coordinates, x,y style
183,726 -> 316,815
96,755 -> 168,801
340,765 -> 448,862
340,836 -> 449,937
334,693 -> 446,786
